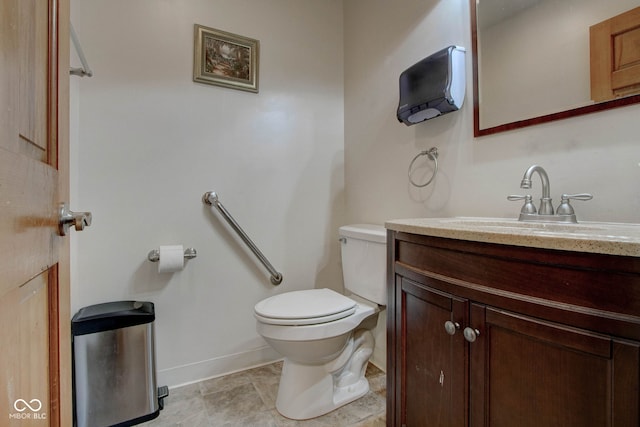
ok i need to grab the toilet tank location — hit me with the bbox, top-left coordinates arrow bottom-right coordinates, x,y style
339,224 -> 387,306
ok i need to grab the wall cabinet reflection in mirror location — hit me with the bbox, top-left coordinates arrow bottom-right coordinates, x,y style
472,0 -> 640,136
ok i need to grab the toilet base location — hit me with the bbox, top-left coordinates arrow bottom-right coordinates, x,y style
275,329 -> 373,420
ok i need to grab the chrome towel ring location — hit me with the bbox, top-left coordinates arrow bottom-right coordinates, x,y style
408,147 -> 438,187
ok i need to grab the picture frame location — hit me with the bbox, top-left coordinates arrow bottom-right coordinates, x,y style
193,24 -> 259,93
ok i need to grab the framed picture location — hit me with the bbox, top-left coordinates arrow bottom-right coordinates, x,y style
193,24 -> 259,93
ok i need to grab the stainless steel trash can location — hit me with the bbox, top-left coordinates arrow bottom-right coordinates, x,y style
72,301 -> 167,427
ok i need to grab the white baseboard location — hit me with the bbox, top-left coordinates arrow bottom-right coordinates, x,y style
157,345 -> 282,389
157,332 -> 387,389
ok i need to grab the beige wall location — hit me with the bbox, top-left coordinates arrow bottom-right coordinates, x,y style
71,0 -> 345,387
344,0 -> 640,225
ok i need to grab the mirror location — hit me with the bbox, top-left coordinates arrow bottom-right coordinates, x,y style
472,0 -> 640,136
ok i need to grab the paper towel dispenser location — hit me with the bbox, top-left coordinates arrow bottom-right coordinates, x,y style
397,46 -> 465,126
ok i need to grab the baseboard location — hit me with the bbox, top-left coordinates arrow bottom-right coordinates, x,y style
369,353 -> 386,373
157,345 -> 282,388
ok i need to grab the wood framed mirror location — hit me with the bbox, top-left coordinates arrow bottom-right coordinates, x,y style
471,0 -> 640,137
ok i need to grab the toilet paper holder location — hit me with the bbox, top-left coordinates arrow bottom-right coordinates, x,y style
147,247 -> 197,262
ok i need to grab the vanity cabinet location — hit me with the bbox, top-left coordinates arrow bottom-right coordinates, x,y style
387,231 -> 640,427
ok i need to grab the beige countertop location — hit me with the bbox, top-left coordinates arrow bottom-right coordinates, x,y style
385,217 -> 640,257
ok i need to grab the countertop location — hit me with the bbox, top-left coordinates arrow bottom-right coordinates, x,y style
385,217 -> 640,257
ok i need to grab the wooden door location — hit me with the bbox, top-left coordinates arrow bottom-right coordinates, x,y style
469,304 -> 640,427
0,0 -> 72,426
398,278 -> 468,427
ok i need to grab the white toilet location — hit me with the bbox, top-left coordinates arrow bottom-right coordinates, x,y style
254,224 -> 387,420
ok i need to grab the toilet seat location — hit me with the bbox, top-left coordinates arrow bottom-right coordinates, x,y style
254,289 -> 356,326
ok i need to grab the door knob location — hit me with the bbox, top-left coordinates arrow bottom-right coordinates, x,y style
444,321 -> 460,336
58,203 -> 92,236
463,327 -> 480,343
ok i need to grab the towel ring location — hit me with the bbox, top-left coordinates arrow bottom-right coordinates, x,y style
408,147 -> 438,187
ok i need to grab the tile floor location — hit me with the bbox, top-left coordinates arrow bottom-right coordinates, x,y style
142,361 -> 386,427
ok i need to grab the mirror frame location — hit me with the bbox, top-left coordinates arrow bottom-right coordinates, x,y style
471,0 -> 640,137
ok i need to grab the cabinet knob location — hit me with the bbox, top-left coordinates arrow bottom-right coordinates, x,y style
444,321 -> 460,336
463,327 -> 480,343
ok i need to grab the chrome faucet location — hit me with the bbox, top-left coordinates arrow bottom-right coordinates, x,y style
508,165 -> 592,223
520,165 -> 554,215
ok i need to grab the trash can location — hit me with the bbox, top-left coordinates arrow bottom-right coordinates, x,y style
72,301 -> 168,427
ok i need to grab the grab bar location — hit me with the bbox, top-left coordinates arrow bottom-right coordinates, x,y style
70,23 -> 93,77
203,191 -> 283,285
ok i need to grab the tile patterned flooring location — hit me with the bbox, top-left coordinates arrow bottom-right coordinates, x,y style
142,361 -> 386,427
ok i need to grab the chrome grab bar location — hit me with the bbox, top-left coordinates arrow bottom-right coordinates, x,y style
70,23 -> 93,77
203,191 -> 283,285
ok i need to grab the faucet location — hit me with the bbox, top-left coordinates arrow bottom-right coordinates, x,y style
508,165 -> 593,223
520,165 -> 554,215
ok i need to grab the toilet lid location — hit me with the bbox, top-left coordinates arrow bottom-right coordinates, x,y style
254,288 -> 357,326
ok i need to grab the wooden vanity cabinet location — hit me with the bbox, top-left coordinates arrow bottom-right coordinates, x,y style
387,231 -> 640,427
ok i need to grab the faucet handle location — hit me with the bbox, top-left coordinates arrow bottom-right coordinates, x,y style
507,195 -> 537,214
557,193 -> 593,215
561,193 -> 593,201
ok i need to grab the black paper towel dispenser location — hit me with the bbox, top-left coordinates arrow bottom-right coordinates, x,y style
397,46 -> 465,126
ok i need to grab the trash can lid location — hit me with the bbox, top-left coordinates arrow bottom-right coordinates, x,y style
72,301 -> 155,336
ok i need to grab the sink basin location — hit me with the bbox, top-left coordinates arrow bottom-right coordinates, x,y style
385,217 -> 640,256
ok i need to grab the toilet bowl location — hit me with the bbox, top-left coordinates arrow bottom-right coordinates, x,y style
254,224 -> 387,420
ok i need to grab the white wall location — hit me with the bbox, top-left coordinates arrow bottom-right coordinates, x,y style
71,0 -> 345,387
344,0 -> 640,227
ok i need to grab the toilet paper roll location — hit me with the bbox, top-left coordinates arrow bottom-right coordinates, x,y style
158,245 -> 184,273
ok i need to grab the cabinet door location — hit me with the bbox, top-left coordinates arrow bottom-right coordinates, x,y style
590,6 -> 640,102
399,278 -> 468,427
469,304 -> 640,427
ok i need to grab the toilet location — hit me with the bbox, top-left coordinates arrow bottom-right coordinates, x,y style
254,224 -> 387,420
